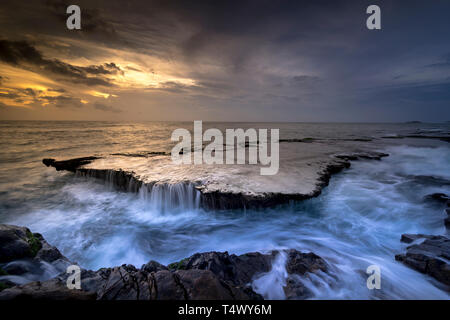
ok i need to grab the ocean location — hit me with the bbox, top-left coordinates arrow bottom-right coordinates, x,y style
0,121 -> 449,299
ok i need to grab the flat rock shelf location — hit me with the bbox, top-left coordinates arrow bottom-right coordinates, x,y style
42,149 -> 389,210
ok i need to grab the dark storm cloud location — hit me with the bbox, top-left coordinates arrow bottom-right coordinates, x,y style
0,92 -> 19,99
1,0 -> 449,121
0,86 -> 86,108
41,94 -> 86,108
425,53 -> 450,68
93,102 -> 122,113
47,88 -> 66,93
0,39 -> 120,86
149,81 -> 202,94
45,0 -> 118,36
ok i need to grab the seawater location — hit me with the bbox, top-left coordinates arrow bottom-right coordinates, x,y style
0,121 -> 449,299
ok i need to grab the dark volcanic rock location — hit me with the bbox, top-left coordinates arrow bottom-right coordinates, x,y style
395,234 -> 450,287
141,260 -> 168,273
282,250 -> 329,299
424,193 -> 449,204
0,278 -> 96,300
168,251 -> 274,286
0,224 -> 71,293
285,249 -> 327,275
42,156 -> 100,172
0,224 -> 37,262
1,224 -> 330,300
445,217 -> 450,230
77,168 -> 142,192
400,234 -> 431,244
0,225 -> 67,265
0,226 -> 330,300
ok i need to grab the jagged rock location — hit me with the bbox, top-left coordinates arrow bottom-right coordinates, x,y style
168,251 -> 274,286
0,224 -> 37,262
141,260 -> 168,273
1,224 -> 331,300
284,276 -> 311,299
282,250 -> 329,299
0,225 -> 69,265
400,234 -> 431,244
0,224 -> 71,289
175,269 -> 236,299
42,157 -> 100,172
395,234 -> 450,287
284,250 -> 327,275
0,278 -> 95,300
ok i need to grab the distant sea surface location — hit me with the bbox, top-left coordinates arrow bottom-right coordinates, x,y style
1,121 -> 450,299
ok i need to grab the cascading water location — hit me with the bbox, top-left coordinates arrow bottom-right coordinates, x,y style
139,182 -> 201,212
252,252 -> 288,299
76,168 -> 202,212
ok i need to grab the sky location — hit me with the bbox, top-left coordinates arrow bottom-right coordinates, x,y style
0,0 -> 449,122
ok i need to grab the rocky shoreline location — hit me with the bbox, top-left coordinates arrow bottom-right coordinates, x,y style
395,234 -> 450,286
0,224 -> 330,300
1,221 -> 449,300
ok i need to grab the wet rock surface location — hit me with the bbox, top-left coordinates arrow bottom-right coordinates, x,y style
0,224 -> 71,291
0,224 -> 330,300
382,135 -> 450,143
42,157 -> 100,172
423,193 -> 449,204
41,151 -> 389,210
396,234 -> 450,287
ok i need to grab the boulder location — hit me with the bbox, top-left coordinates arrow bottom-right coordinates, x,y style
0,224 -> 39,262
284,249 -> 327,275
0,224 -> 71,289
395,234 -> 450,287
168,251 -> 274,286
